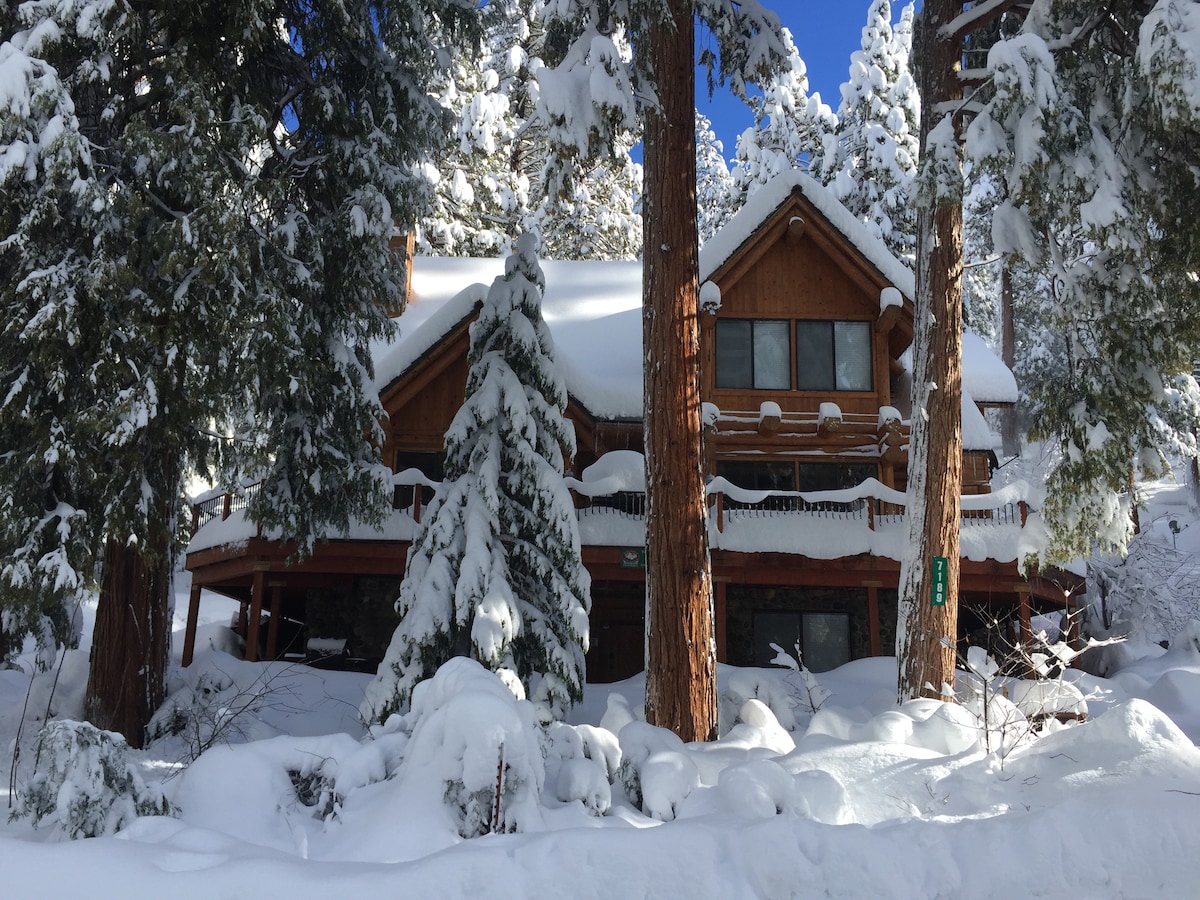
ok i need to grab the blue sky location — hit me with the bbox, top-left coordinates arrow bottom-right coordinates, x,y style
696,2 -> 916,158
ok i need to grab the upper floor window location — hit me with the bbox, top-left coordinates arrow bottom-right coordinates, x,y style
715,318 -> 873,392
394,450 -> 444,508
715,319 -> 790,390
795,320 -> 872,391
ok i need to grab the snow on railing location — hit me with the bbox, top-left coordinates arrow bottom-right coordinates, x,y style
190,474 -> 1032,545
189,469 -> 444,538
392,468 -> 442,525
569,476 -> 1031,536
190,482 -> 261,534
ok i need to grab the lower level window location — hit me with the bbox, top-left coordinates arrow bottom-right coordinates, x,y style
753,610 -> 851,672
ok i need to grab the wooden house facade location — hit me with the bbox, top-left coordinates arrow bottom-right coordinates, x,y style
183,174 -> 1076,681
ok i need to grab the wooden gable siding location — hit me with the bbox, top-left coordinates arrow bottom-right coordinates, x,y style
700,192 -> 906,420
379,319 -> 474,462
377,311 -> 616,474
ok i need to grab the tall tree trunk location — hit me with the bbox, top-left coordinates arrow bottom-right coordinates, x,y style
897,0 -> 965,702
642,0 -> 716,742
1000,266 -> 1020,457
85,456 -> 178,748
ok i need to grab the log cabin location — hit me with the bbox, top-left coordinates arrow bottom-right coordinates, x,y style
183,172 -> 1078,680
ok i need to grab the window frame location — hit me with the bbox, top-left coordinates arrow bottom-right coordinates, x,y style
713,316 -> 875,393
794,318 -> 874,393
715,318 -> 791,390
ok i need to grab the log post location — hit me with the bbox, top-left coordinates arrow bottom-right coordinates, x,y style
245,569 -> 265,663
265,582 -> 284,660
182,581 -> 202,667
867,584 -> 882,657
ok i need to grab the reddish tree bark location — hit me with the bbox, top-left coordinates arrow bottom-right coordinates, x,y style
897,0 -> 966,702
641,0 -> 716,742
84,457 -> 176,748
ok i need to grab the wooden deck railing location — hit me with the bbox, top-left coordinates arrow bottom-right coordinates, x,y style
188,469 -> 442,538
190,482 -> 261,535
703,490 -> 1028,534
190,477 -> 1031,540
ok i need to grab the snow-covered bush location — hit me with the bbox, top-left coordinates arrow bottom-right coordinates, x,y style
15,720 -> 172,839
720,670 -> 798,735
719,643 -> 830,735
721,699 -> 797,756
615,720 -> 697,820
400,658 -> 547,837
713,758 -> 854,825
542,719 -> 617,815
146,651 -> 281,761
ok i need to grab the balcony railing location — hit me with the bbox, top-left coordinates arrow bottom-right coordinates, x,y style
189,474 -> 1031,548
190,481 -> 261,534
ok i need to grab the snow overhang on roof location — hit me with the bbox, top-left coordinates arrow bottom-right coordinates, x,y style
698,170 -> 916,301
961,329 -> 1019,405
372,256 -> 645,420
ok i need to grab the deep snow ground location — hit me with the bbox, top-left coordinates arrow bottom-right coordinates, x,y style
3,469 -> 1200,898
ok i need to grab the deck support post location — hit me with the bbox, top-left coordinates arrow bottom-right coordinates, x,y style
1018,587 -> 1033,678
867,584 -> 882,657
265,582 -> 284,660
245,569 -> 266,663
714,580 -> 727,663
182,582 -> 202,667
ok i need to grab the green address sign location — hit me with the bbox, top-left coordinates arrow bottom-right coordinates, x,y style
931,556 -> 949,607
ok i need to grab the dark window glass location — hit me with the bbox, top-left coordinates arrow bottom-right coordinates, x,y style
796,320 -> 872,391
751,611 -> 852,671
395,450 -> 444,509
753,611 -> 802,667
715,320 -> 752,389
795,321 -> 834,390
802,612 -> 851,672
716,460 -> 797,493
716,319 -> 789,389
796,462 -> 878,492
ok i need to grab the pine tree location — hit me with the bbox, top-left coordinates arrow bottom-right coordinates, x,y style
816,0 -> 920,265
729,27 -> 835,204
0,0 -> 477,745
695,111 -> 735,245
419,1 -> 533,257
535,0 -> 789,741
965,0 -> 1200,561
363,234 -> 590,722
420,0 -> 642,260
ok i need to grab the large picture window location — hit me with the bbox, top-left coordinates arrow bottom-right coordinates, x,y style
795,320 -> 872,391
715,319 -> 790,389
752,610 -> 850,671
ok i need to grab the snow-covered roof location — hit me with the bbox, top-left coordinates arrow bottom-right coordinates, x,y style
374,256 -> 644,419
962,329 -> 1019,405
698,170 -> 916,300
375,255 -> 1012,434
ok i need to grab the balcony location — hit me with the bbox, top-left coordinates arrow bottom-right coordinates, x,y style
188,470 -> 1037,568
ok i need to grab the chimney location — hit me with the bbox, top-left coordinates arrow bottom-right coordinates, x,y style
385,229 -> 416,317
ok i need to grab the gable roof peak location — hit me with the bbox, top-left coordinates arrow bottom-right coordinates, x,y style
699,170 -> 915,301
